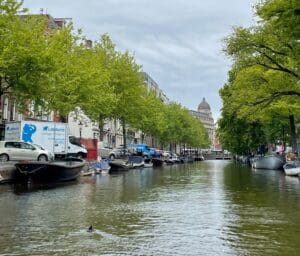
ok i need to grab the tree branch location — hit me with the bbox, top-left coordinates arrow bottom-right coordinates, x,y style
254,43 -> 287,56
248,91 -> 300,107
254,50 -> 300,79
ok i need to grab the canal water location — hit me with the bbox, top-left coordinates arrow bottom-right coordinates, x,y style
1,160 -> 300,256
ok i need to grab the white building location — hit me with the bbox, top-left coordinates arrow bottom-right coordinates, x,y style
190,98 -> 215,148
143,72 -> 169,104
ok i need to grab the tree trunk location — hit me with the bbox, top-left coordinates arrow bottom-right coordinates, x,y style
122,119 -> 126,151
98,115 -> 105,141
289,114 -> 297,152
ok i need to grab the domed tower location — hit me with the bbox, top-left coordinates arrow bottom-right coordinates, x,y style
192,97 -> 215,148
198,98 -> 212,116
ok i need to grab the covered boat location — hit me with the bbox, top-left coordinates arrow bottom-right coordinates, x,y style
251,155 -> 285,170
88,159 -> 111,174
14,158 -> 85,184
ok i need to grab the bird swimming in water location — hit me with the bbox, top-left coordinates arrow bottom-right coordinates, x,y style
87,225 -> 94,232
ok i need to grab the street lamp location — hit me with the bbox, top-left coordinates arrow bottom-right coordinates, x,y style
78,121 -> 83,139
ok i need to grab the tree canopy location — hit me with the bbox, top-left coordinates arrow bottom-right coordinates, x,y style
0,0 -> 210,149
217,0 -> 300,154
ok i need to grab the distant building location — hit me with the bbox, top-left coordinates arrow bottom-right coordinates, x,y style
143,72 -> 169,104
190,98 -> 215,148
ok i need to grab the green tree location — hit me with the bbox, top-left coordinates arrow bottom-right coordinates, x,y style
159,103 -> 209,150
0,1 -> 118,121
44,32 -> 117,118
133,90 -> 168,145
0,2 -> 54,108
219,0 -> 300,152
100,40 -> 146,147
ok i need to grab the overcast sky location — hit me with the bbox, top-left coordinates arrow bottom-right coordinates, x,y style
23,0 -> 257,120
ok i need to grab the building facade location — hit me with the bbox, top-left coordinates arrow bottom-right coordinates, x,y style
134,73 -> 169,146
143,72 -> 169,104
190,98 -> 215,148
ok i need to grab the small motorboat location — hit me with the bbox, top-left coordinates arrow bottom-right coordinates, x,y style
88,159 -> 111,174
14,157 -> 85,184
179,155 -> 195,163
143,158 -> 153,168
151,158 -> 164,167
0,164 -> 16,184
283,161 -> 300,176
109,159 -> 132,172
164,153 -> 180,164
127,155 -> 144,168
251,155 -> 285,170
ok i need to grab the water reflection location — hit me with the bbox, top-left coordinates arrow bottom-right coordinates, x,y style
222,162 -> 300,256
0,160 -> 300,255
12,180 -> 80,195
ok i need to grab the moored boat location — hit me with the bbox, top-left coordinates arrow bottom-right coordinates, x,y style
0,164 -> 16,184
167,153 -> 180,164
283,161 -> 300,176
179,155 -> 195,163
151,158 -> 164,167
14,158 -> 85,184
143,158 -> 153,168
251,155 -> 285,170
109,159 -> 131,172
89,159 -> 111,174
127,155 -> 144,168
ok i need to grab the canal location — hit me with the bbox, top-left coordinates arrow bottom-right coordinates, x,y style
0,160 -> 300,255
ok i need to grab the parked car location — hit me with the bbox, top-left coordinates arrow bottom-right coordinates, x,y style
127,144 -> 151,159
161,151 -> 171,157
0,141 -> 53,162
108,147 -> 129,160
149,148 -> 162,158
98,142 -> 112,158
169,153 -> 180,163
98,142 -> 129,160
